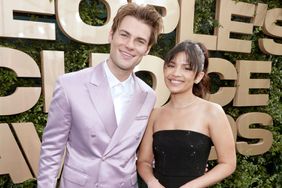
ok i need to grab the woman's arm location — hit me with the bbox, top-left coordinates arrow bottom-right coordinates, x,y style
137,109 -> 164,188
181,103 -> 236,188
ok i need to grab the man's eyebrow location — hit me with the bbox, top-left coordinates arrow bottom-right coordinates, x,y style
136,37 -> 148,43
119,29 -> 129,34
119,29 -> 149,43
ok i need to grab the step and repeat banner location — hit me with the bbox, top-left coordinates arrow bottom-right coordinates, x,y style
0,0 -> 281,185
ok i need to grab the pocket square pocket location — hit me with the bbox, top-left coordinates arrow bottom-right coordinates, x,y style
62,165 -> 87,186
135,115 -> 148,120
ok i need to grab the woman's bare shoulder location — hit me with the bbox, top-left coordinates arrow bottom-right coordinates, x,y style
150,106 -> 165,119
197,98 -> 226,118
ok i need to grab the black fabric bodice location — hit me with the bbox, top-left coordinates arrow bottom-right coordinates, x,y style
153,130 -> 212,188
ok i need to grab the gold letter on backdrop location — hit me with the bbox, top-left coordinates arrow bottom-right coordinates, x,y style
216,0 -> 255,53
0,48 -> 41,115
0,124 -> 33,183
134,55 -> 170,107
252,3 -> 268,27
259,8 -> 282,55
0,0 -> 55,40
208,58 -> 237,106
41,51 -> 65,113
177,0 -> 217,50
233,60 -> 271,106
236,112 -> 273,156
56,0 -> 127,44
11,123 -> 41,178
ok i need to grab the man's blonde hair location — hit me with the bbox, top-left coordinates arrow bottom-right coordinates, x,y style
111,3 -> 163,47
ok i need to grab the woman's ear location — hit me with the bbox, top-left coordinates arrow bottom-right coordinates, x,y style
194,71 -> 205,84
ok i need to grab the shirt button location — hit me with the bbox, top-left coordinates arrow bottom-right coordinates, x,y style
95,183 -> 99,187
120,182 -> 125,187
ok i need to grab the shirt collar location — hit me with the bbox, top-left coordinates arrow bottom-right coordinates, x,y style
103,60 -> 134,89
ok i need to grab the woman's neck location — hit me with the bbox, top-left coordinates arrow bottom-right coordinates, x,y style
169,92 -> 197,109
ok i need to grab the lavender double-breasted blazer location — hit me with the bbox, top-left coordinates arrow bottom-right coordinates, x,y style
37,62 -> 156,188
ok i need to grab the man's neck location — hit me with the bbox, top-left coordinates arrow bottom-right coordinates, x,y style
106,60 -> 132,82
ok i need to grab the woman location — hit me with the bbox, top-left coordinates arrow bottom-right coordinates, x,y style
137,40 -> 236,188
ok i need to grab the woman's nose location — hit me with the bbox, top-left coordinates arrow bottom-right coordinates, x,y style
172,67 -> 181,76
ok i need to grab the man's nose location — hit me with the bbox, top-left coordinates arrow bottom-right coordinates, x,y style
125,38 -> 135,49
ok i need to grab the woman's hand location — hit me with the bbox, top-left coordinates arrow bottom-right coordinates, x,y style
147,178 -> 165,188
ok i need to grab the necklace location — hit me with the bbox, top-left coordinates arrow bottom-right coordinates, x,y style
170,99 -> 197,109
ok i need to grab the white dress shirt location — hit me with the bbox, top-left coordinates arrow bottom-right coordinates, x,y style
104,61 -> 135,125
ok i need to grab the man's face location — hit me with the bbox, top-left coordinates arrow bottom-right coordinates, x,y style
108,15 -> 152,80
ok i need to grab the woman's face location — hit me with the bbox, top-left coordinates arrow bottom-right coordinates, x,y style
164,51 -> 201,94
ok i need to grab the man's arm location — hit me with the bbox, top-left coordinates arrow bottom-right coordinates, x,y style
37,77 -> 72,188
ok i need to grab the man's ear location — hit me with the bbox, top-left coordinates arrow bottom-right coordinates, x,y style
194,71 -> 205,84
145,45 -> 152,55
108,30 -> 113,43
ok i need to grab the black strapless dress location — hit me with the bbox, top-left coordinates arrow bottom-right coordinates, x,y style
153,130 -> 212,188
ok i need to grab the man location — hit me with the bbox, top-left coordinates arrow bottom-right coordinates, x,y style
37,2 -> 163,188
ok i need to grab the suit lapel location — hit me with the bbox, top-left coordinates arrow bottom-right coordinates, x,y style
104,76 -> 148,156
87,63 -> 117,137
